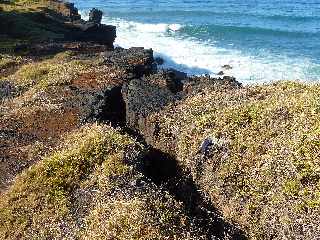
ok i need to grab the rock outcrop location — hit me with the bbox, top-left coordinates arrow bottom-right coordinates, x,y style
2,0 -> 320,239
0,1 -> 116,50
70,22 -> 116,46
89,8 -> 103,24
48,0 -> 81,22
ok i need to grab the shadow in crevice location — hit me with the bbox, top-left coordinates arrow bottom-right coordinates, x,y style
96,86 -> 126,126
142,148 -> 247,240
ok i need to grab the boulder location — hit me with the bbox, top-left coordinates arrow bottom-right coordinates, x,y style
71,22 -> 116,47
102,47 -> 154,78
122,76 -> 175,137
148,70 -> 185,94
48,0 -> 81,22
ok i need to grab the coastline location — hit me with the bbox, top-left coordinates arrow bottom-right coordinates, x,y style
1,1 -> 320,239
77,7 -> 320,84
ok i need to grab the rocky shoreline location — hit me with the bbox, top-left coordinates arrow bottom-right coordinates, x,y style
1,1 -> 320,239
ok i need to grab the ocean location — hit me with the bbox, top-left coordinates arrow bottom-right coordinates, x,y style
75,0 -> 320,84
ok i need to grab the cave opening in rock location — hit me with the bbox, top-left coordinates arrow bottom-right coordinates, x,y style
97,86 -> 126,126
142,148 -> 178,185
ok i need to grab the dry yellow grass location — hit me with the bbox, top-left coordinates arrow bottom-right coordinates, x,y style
146,81 -> 320,239
0,124 -> 204,239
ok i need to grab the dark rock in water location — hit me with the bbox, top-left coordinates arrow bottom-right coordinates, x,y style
155,57 -> 165,65
89,8 -> 103,24
222,64 -> 232,70
217,71 -> 224,75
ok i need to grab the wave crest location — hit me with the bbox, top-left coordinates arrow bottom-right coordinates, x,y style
104,17 -> 320,83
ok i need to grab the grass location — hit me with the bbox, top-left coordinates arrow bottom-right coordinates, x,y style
0,0 -> 75,52
148,81 -> 320,239
0,124 -> 204,239
3,50 -> 102,93
0,54 -> 22,70
0,49 -> 124,192
0,124 -> 137,239
12,58 -> 90,90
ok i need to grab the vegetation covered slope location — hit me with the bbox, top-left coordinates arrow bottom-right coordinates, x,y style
0,0 -> 74,51
142,81 -> 320,239
0,51 -> 111,190
2,0 -> 320,239
0,123 -> 204,239
0,0 -> 115,53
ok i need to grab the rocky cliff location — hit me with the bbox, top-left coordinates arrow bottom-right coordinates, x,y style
1,1 -> 320,240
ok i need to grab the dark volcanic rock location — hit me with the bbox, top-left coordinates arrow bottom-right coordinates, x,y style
89,8 -> 103,24
102,47 -> 155,78
122,76 -> 175,134
49,0 -> 81,22
23,42 -> 110,56
154,56 -> 164,65
61,6 -> 116,47
183,75 -> 242,94
122,69 -> 188,145
147,70 -> 186,94
122,68 -> 187,126
217,71 -> 224,75
72,22 -> 116,46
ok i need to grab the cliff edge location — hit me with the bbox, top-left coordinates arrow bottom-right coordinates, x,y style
1,1 -> 320,239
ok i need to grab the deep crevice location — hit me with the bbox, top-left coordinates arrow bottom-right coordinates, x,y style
96,82 -> 247,239
142,148 -> 247,240
96,86 -> 126,126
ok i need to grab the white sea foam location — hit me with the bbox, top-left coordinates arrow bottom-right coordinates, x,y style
95,14 -> 319,84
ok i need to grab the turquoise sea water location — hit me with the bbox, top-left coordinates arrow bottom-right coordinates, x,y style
75,0 -> 320,83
